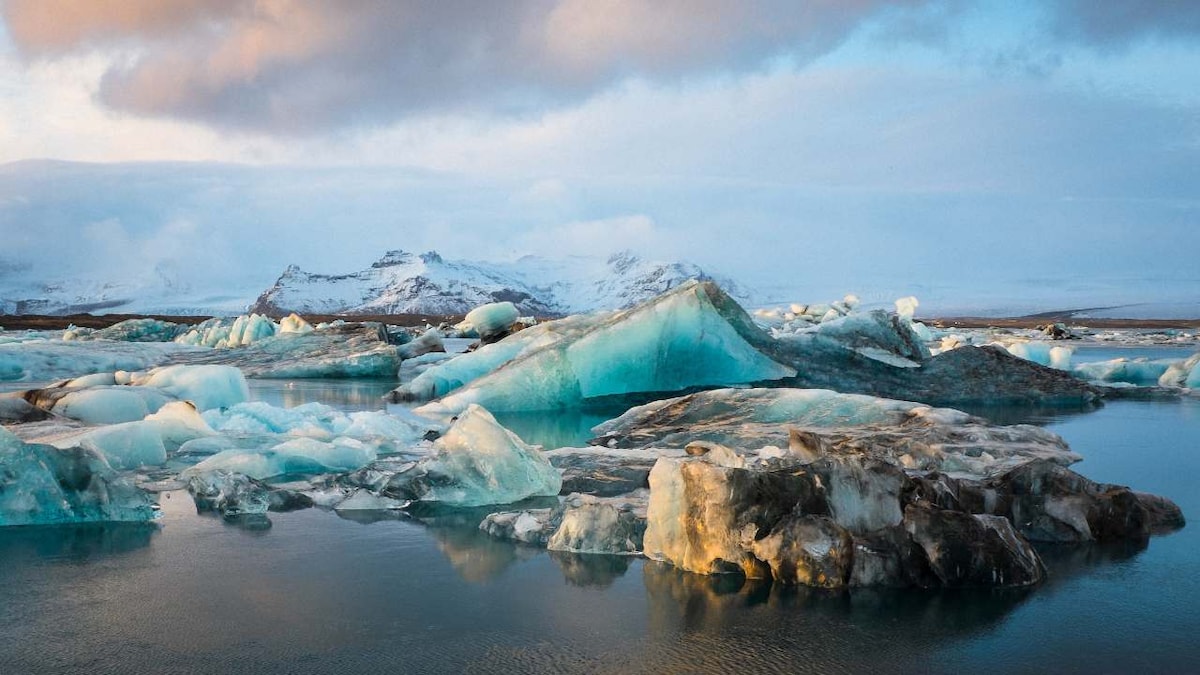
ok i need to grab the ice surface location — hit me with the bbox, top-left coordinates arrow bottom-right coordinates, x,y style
390,404 -> 562,507
1004,342 -> 1074,370
397,328 -> 445,360
60,401 -> 217,469
127,365 -> 249,411
414,281 -> 795,415
786,310 -> 930,366
278,313 -> 313,334
0,339 -> 191,381
44,386 -> 171,424
464,302 -> 519,339
184,436 -> 378,480
0,427 -> 158,526
186,470 -> 270,517
171,322 -> 400,378
63,318 -> 185,343
203,401 -> 425,446
1072,358 -> 1176,386
391,313 -> 598,402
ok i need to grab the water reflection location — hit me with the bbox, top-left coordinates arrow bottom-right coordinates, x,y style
0,523 -> 158,561
492,410 -> 616,448
247,378 -> 397,411
549,551 -> 633,588
954,400 -> 1103,426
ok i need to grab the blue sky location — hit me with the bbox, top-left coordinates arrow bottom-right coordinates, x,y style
0,1 -> 1197,312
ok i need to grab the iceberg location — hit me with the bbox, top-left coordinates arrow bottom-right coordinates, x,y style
413,281 -> 796,415
385,404 -> 562,507
1073,357 -> 1177,386
278,313 -> 314,334
0,427 -> 158,526
63,318 -> 187,343
62,401 -> 216,470
183,437 -> 378,480
1004,342 -> 1074,370
0,339 -> 191,382
18,365 -> 249,424
170,322 -> 401,378
463,301 -> 519,340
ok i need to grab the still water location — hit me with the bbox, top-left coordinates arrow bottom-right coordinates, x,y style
2,385 -> 1199,672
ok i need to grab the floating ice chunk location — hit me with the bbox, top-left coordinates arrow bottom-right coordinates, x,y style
187,470 -> 270,517
895,296 -> 919,320
1157,352 -> 1200,388
64,318 -> 185,343
128,364 -> 249,411
184,436 -> 378,480
64,401 -> 216,469
391,404 -> 561,507
0,427 -> 158,526
223,314 -> 278,348
397,328 -> 445,360
1004,342 -> 1073,370
1073,358 -> 1176,386
0,339 -> 188,382
787,310 -> 930,365
278,313 -> 314,334
464,302 -> 519,339
173,323 -> 400,378
53,386 -> 174,424
202,401 -> 426,449
416,281 -> 796,415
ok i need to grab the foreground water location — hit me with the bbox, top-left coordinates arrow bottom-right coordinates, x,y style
2,390 -> 1199,672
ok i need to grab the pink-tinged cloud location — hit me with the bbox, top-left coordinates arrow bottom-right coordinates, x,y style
1,0 -> 926,132
2,1 -> 1199,133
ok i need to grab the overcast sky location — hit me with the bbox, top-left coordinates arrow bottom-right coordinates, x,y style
1,1 -> 1198,311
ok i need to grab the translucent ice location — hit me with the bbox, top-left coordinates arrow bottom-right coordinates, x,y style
278,313 -> 314,334
128,364 -> 249,411
1004,342 -> 1073,370
183,436 -> 377,480
464,301 -> 519,339
0,427 -> 158,526
1073,358 -> 1176,386
392,404 -> 562,507
415,281 -> 796,415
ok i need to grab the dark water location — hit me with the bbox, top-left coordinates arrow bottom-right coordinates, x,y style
2,394 -> 1199,672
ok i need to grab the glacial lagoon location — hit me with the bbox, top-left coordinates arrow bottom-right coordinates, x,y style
1,370 -> 1197,674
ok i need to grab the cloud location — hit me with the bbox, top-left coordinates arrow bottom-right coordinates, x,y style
514,214 -> 670,258
1046,1 -> 1200,47
1,0 -> 927,133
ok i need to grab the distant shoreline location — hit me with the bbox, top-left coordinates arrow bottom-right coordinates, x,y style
2,312 -> 1198,332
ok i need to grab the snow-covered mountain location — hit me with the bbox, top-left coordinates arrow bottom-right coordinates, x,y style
250,250 -> 738,316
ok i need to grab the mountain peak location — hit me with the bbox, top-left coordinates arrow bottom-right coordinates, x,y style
372,250 -> 416,268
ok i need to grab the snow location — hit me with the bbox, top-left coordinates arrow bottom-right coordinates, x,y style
414,281 -> 795,415
0,426 -> 158,526
396,404 -> 562,507
463,302 -> 519,338
251,249 -> 742,316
